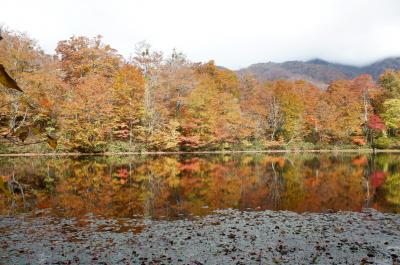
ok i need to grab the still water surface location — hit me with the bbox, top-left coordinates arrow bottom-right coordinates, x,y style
1,153 -> 399,219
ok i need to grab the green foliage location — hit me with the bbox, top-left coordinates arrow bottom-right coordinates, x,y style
379,70 -> 400,99
382,173 -> 400,205
280,91 -> 305,141
285,141 -> 316,150
107,141 -> 138,153
64,127 -> 109,153
373,137 -> 400,149
373,137 -> 391,149
382,99 -> 400,130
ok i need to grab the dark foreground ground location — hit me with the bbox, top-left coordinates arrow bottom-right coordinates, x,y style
1,209 -> 399,265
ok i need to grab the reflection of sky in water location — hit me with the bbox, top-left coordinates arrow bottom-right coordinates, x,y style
0,153 -> 399,219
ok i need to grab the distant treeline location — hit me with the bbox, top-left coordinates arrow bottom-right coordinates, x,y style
1,29 -> 400,152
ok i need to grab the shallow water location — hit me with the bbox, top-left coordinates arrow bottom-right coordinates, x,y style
1,153 -> 399,219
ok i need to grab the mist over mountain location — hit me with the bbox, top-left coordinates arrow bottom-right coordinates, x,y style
238,57 -> 400,88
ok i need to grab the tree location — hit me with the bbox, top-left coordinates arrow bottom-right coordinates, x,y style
0,28 -> 61,149
55,35 -> 121,84
322,79 -> 364,143
61,75 -> 114,152
239,75 -> 273,142
56,36 -> 122,152
157,49 -> 197,119
131,42 -> 180,150
293,80 -> 322,143
382,99 -> 400,136
351,74 -> 377,134
272,81 -> 305,142
368,114 -> 386,150
112,64 -> 145,147
180,61 -> 243,149
379,70 -> 400,99
368,114 -> 386,131
3,27 -> 400,153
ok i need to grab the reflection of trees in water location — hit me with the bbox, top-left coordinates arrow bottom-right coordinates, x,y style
1,153 -> 400,217
4,171 -> 27,213
0,159 -> 32,215
372,154 -> 400,211
142,161 -> 164,218
266,162 -> 283,209
363,155 -> 372,208
382,174 -> 400,206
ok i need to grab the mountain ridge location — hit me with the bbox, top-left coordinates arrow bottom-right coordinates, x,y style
238,57 -> 400,88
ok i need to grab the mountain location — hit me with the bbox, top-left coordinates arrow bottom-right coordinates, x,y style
238,57 -> 400,88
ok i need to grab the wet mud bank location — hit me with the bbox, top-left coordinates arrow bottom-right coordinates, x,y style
1,209 -> 400,264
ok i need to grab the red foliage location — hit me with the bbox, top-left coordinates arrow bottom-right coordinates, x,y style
351,136 -> 367,146
179,158 -> 201,172
368,115 -> 385,132
117,168 -> 129,179
370,171 -> 386,188
351,155 -> 368,166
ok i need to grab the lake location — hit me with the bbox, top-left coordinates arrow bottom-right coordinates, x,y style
1,153 -> 400,264
1,152 -> 399,218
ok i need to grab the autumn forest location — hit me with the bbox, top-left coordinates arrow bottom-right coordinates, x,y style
1,29 -> 400,153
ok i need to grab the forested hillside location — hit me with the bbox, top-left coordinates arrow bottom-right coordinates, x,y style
239,57 -> 400,88
1,29 -> 400,153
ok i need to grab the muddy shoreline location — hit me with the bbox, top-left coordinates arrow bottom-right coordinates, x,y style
1,209 -> 399,264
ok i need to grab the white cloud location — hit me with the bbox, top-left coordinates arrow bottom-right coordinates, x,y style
2,0 -> 400,69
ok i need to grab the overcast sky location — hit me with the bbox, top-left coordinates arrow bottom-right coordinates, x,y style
2,0 -> 400,69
